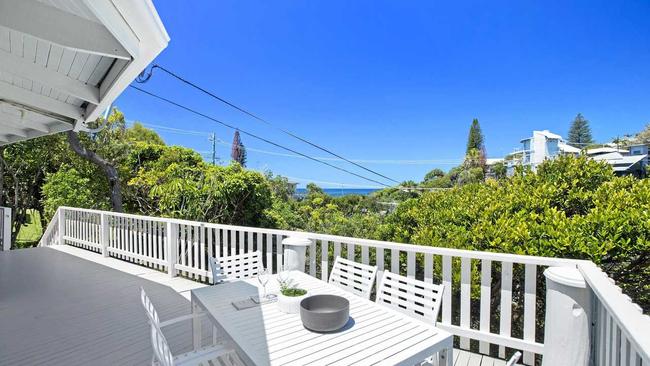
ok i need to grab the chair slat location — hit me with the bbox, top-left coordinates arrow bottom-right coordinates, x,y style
376,270 -> 444,325
209,251 -> 263,284
329,256 -> 377,300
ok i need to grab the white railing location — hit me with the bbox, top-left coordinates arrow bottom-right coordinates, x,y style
38,206 -> 648,365
38,208 -> 60,248
579,262 -> 650,366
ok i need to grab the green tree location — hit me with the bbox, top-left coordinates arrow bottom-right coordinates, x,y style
125,122 -> 165,145
42,165 -> 110,220
568,113 -> 594,147
423,168 -> 445,182
466,118 -> 485,155
490,161 -> 507,180
633,124 -> 650,144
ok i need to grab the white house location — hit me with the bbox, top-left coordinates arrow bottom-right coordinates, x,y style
508,130 -> 580,173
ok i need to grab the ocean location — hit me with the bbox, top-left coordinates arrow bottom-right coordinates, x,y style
295,188 -> 380,197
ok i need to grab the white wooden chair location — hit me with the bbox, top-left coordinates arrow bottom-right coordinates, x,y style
328,256 -> 378,299
376,271 -> 446,365
208,251 -> 262,284
375,270 -> 444,326
140,288 -> 244,366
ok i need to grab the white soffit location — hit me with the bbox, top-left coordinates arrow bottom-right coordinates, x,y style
0,0 -> 169,145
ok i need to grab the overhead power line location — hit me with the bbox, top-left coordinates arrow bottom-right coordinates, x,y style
128,85 -> 392,188
130,120 -> 463,165
137,65 -> 400,184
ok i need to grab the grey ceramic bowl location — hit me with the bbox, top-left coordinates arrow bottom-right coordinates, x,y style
300,294 -> 350,332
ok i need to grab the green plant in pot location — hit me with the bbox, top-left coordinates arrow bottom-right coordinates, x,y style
277,273 -> 309,314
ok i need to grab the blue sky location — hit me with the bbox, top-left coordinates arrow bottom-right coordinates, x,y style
115,0 -> 650,188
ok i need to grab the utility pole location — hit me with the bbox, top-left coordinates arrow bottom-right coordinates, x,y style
209,132 -> 217,165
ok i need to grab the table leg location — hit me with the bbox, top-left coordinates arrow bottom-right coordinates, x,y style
437,343 -> 453,366
192,298 -> 201,350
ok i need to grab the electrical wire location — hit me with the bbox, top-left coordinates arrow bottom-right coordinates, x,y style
128,85 -> 392,187
136,65 -> 400,184
129,120 -> 464,165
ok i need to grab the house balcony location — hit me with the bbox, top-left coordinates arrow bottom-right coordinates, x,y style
1,206 -> 648,366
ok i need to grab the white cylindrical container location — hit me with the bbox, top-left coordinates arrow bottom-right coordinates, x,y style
281,236 -> 312,272
542,266 -> 591,366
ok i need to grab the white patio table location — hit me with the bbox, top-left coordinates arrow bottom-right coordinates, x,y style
191,271 -> 453,366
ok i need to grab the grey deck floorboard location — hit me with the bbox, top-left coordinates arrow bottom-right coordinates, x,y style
0,247 -> 517,366
0,247 -> 207,366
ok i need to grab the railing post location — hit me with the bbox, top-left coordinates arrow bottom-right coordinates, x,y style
281,236 -> 311,272
100,213 -> 109,257
57,208 -> 65,246
167,221 -> 178,278
542,266 -> 592,366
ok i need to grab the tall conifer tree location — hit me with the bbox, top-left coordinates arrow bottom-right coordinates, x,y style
231,130 -> 247,167
568,113 -> 594,147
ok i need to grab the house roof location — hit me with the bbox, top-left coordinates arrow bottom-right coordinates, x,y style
586,147 -> 630,155
593,152 -> 647,171
558,142 -> 581,154
0,0 -> 169,145
520,130 -> 564,143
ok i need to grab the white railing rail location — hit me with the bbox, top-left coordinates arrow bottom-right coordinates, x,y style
38,207 -> 60,247
39,206 -> 648,365
579,262 -> 650,366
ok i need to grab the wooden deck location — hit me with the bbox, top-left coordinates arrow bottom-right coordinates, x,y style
0,246 -> 517,366
0,247 -> 210,366
453,348 -> 516,366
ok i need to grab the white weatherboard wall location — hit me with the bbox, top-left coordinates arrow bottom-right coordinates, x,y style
38,206 -> 650,365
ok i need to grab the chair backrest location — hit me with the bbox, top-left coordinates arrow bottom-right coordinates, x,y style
140,287 -> 160,326
140,288 -> 174,366
376,270 -> 444,325
328,256 -> 378,299
209,251 -> 263,284
150,320 -> 175,366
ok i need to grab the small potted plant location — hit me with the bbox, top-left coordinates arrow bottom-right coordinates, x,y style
276,272 -> 309,314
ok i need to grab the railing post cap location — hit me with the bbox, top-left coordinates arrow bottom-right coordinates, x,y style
544,266 -> 586,288
282,236 -> 312,247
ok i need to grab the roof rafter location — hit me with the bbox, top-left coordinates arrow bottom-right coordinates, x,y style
0,110 -> 51,133
0,0 -> 132,60
0,81 -> 84,121
0,49 -> 100,104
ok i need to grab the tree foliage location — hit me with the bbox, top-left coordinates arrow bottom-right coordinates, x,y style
466,118 -> 485,154
382,155 -> 650,310
568,113 -> 594,147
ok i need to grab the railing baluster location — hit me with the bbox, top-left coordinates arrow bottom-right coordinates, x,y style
424,253 -> 433,284
442,255 -> 452,325
523,263 -> 537,364
407,251 -> 415,279
265,233 -> 272,272
391,248 -> 399,274
309,240 -> 317,277
276,235 -> 283,271
460,257 -> 471,350
479,259 -> 492,354
321,240 -> 329,281
334,241 -> 341,260
347,243 -> 355,261
376,247 -> 384,291
499,261 -> 513,359
247,231 -> 253,253
361,245 -> 369,266
200,224 -> 206,282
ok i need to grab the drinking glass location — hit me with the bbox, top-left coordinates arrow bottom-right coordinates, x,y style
258,268 -> 269,299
